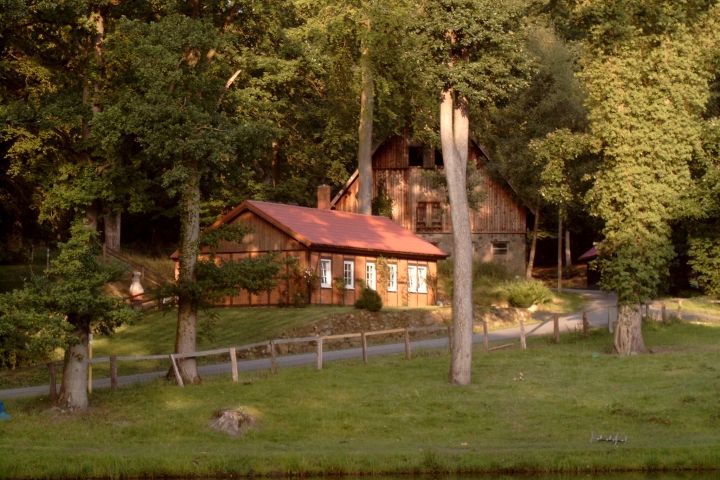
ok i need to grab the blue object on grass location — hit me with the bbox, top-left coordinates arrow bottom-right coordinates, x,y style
0,401 -> 10,420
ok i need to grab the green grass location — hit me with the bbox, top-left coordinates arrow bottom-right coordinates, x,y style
3,321 -> 720,477
537,290 -> 590,314
0,264 -> 43,293
662,298 -> 720,317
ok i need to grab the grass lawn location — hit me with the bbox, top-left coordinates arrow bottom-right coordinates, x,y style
661,298 -> 720,318
3,320 -> 720,477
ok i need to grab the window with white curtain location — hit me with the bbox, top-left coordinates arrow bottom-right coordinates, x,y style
387,264 -> 397,292
366,262 -> 376,290
343,260 -> 354,289
320,259 -> 331,288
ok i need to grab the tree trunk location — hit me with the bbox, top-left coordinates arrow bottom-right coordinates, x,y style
441,88 -> 474,386
614,304 -> 646,355
557,212 -> 563,293
174,163 -> 201,384
56,327 -> 89,410
525,204 -> 540,281
564,229 -> 572,267
104,211 -> 121,251
357,23 -> 374,216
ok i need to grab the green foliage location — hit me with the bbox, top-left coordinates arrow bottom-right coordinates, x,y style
371,180 -> 394,218
502,280 -> 552,308
354,287 -> 383,312
0,222 -> 138,369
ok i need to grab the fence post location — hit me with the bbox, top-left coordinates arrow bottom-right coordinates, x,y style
229,348 -> 238,382
361,332 -> 368,364
316,336 -> 323,371
404,329 -> 411,360
102,243 -> 107,263
553,315 -> 560,343
47,363 -> 57,399
645,303 -> 649,318
110,356 -> 118,391
447,326 -> 453,352
483,321 -> 489,352
677,299 -> 682,321
270,341 -> 277,375
661,301 -> 667,323
519,319 -> 526,349
582,311 -> 589,338
608,307 -> 613,333
169,354 -> 184,387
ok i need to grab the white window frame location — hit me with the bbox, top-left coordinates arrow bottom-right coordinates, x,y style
343,260 -> 355,289
387,264 -> 398,292
418,266 -> 428,294
366,262 -> 376,290
320,259 -> 331,288
408,265 -> 417,293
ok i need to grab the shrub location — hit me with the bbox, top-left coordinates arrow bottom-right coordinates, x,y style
503,280 -> 552,308
354,288 -> 383,312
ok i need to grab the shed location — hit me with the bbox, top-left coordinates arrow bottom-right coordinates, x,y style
331,135 -> 528,276
174,199 -> 449,307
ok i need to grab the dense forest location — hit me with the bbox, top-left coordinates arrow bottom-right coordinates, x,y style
2,0 -> 720,402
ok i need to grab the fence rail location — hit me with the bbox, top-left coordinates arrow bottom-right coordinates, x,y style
102,244 -> 166,288
7,298 -> 720,396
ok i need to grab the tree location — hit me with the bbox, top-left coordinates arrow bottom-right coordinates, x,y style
99,1 -> 300,383
416,0 -> 528,385
0,222 -> 137,409
486,26 -> 589,281
577,0 -> 719,354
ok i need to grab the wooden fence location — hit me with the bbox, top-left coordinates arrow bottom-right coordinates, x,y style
9,299 -> 719,397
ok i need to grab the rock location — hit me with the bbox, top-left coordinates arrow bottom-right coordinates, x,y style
209,408 -> 257,437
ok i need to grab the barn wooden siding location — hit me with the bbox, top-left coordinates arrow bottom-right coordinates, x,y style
194,210 -> 438,307
334,140 -> 525,234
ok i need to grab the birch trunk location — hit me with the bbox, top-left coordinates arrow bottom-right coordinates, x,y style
441,88 -> 474,386
175,163 -> 201,384
564,229 -> 572,267
56,327 -> 89,410
557,213 -> 563,293
614,304 -> 646,355
525,205 -> 540,281
357,26 -> 374,216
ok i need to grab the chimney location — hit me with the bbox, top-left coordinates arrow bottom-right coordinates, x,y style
317,185 -> 332,210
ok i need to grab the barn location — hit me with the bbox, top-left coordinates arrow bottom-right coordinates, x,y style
331,135 -> 528,276
177,198 -> 449,307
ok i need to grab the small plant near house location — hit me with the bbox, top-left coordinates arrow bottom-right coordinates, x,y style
371,180 -> 394,218
334,278 -> 348,306
503,280 -> 553,308
354,287 -> 383,312
278,257 -> 320,307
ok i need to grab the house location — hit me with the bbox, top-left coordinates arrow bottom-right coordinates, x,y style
331,135 -> 528,276
175,196 -> 449,307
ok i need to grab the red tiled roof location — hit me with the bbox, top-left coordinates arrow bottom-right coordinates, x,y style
216,200 -> 449,259
578,245 -> 598,261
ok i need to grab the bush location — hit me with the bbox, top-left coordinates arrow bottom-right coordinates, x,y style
473,261 -> 513,283
503,280 -> 552,308
354,288 -> 383,312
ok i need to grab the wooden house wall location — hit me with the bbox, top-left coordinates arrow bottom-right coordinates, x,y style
309,251 -> 436,307
333,138 -> 525,235
372,135 -> 408,169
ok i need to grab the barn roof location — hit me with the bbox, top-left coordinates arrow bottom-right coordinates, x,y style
179,200 -> 449,259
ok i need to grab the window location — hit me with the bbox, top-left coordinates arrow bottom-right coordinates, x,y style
408,264 -> 428,294
434,150 -> 444,167
409,146 -> 424,167
387,264 -> 397,292
366,262 -> 376,290
492,242 -> 508,257
320,259 -> 331,288
343,260 -> 354,289
416,202 -> 442,231
418,266 -> 428,294
408,265 -> 417,293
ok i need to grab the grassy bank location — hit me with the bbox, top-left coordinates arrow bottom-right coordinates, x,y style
2,320 -> 720,478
